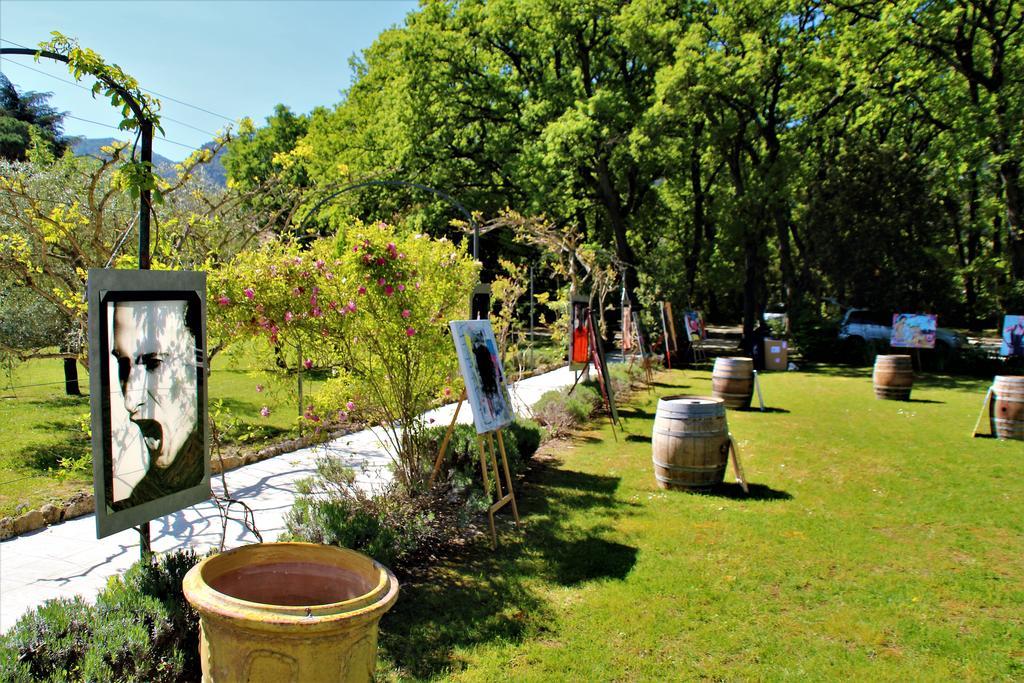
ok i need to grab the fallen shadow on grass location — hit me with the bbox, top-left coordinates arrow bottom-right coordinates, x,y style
378,464 -> 638,679
618,407 -> 655,420
691,481 -> 792,501
625,433 -> 651,444
734,406 -> 791,414
905,398 -> 945,404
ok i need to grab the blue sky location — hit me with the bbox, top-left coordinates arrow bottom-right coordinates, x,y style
0,0 -> 418,159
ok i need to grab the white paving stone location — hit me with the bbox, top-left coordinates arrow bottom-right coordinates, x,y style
0,365 -> 577,632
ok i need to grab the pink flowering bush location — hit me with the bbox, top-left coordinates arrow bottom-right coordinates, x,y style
208,221 -> 478,491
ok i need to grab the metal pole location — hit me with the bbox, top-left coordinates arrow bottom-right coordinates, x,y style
473,221 -> 479,261
529,265 -> 534,346
138,120 -> 153,270
137,120 -> 154,559
297,342 -> 304,438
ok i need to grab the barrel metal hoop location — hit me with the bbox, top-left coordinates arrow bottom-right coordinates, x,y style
652,428 -> 727,438
652,457 -> 727,473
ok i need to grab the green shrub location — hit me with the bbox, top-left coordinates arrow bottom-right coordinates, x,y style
282,458 -> 438,569
533,385 -> 599,436
0,550 -> 202,683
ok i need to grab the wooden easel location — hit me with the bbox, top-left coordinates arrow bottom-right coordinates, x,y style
971,387 -> 994,438
427,391 -> 520,548
625,317 -> 654,386
753,370 -> 767,412
726,434 -> 750,494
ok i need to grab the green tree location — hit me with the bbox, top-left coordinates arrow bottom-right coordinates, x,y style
0,73 -> 67,161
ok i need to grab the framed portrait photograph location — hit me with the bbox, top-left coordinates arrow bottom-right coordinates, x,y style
449,319 -> 514,435
88,269 -> 210,539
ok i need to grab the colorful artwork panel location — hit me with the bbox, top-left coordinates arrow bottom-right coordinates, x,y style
450,320 -> 515,434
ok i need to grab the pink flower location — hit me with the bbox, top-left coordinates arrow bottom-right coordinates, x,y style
347,301 -> 357,312
329,301 -> 338,311
353,245 -> 360,252
385,285 -> 394,296
294,257 -> 303,265
358,286 -> 367,295
292,286 -> 304,296
398,253 -> 406,260
244,288 -> 255,300
397,284 -> 406,292
316,259 -> 325,269
217,296 -> 231,306
346,401 -> 356,411
405,327 -> 416,336
303,359 -> 313,370
255,384 -> 264,393
363,254 -> 372,263
387,242 -> 397,252
284,311 -> 294,322
260,406 -> 271,418
376,257 -> 386,266
378,277 -> 386,286
415,282 -> 421,290
444,387 -> 452,397
402,309 -> 411,318
311,307 -> 322,318
337,410 -> 348,421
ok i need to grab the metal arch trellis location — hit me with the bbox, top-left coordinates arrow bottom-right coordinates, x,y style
299,179 -> 481,260
0,47 -> 157,270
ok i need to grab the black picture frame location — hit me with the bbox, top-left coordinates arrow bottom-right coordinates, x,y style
88,269 -> 210,539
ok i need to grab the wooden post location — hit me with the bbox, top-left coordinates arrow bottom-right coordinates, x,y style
728,436 -> 749,494
475,427 -> 521,549
428,389 -> 467,487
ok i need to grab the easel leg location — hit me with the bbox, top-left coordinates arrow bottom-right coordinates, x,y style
728,436 -> 749,494
971,388 -> 993,438
754,370 -> 766,412
477,435 -> 497,548
496,430 -> 520,525
428,390 -> 466,487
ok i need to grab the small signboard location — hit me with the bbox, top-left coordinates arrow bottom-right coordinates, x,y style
1001,315 -> 1024,357
88,269 -> 210,539
569,294 -> 590,370
890,313 -> 937,349
450,319 -> 515,434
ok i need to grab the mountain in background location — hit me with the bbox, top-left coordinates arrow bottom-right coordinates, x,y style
70,137 -> 227,188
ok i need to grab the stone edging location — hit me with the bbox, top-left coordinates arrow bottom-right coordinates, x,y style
0,361 -> 571,542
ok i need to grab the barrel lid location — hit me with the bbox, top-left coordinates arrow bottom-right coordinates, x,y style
660,396 -> 720,405
993,375 -> 1024,382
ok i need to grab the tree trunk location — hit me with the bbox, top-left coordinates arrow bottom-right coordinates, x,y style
685,125 -> 706,299
63,356 -> 81,396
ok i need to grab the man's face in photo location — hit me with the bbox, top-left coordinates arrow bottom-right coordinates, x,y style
112,300 -> 198,469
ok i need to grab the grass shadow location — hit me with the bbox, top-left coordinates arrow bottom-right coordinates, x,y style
379,463 -> 637,678
625,434 -> 651,444
21,441 -> 89,471
736,406 -> 791,414
618,408 -> 655,420
906,398 -> 945,404
691,482 -> 793,501
27,396 -> 89,409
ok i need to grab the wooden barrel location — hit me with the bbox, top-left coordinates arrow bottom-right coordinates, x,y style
873,355 -> 914,400
651,396 -> 730,490
712,357 -> 754,409
991,376 -> 1024,441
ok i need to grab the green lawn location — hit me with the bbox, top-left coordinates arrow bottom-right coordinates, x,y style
0,340 -> 325,517
376,366 -> 1023,680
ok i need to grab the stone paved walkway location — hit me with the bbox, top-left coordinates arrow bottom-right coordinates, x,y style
0,365 -> 577,632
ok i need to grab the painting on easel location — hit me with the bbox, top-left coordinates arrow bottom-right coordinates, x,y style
891,313 -> 937,349
449,320 -> 514,434
1001,315 -> 1024,357
569,294 -> 590,370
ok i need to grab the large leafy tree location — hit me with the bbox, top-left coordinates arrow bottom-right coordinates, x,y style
0,73 -> 68,161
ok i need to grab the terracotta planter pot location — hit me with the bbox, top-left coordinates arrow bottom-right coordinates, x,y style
183,542 -> 399,682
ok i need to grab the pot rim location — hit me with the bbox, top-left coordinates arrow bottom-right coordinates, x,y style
183,542 -> 399,626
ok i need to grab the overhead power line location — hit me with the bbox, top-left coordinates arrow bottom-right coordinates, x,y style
0,37 -> 236,124
0,59 -> 220,138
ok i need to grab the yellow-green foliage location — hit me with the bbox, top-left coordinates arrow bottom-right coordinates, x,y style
208,222 -> 479,489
